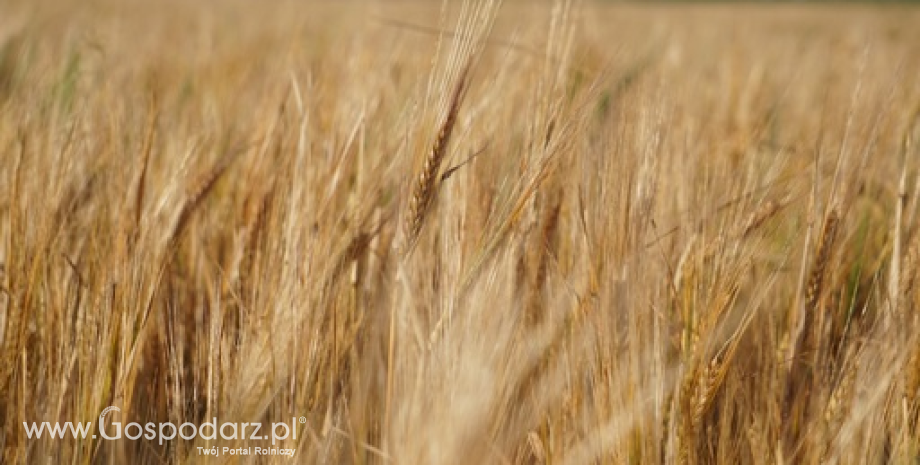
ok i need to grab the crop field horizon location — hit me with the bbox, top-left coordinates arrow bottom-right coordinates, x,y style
1,0 -> 919,463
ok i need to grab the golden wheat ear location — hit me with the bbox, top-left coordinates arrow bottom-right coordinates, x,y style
401,66 -> 471,257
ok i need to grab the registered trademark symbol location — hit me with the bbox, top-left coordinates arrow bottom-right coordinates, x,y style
299,417 -> 306,424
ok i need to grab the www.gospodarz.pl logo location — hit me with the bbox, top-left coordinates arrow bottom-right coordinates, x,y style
23,406 -> 306,449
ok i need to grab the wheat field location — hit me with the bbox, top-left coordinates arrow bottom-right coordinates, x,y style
2,0 -> 920,463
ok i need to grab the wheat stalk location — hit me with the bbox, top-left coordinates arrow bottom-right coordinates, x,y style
783,207 -> 840,457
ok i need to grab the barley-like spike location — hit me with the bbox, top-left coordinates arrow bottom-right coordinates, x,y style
737,199 -> 782,239
526,193 -> 563,326
694,333 -> 741,428
169,146 -> 242,251
134,109 -> 158,240
783,208 -> 840,456
536,194 -> 562,289
678,361 -> 701,465
805,209 -> 840,313
327,231 -> 373,291
823,356 -> 856,427
402,66 -> 470,256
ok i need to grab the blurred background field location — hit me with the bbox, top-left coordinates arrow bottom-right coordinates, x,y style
1,1 -> 920,464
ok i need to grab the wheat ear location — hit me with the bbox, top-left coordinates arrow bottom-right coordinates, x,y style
402,66 -> 470,257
